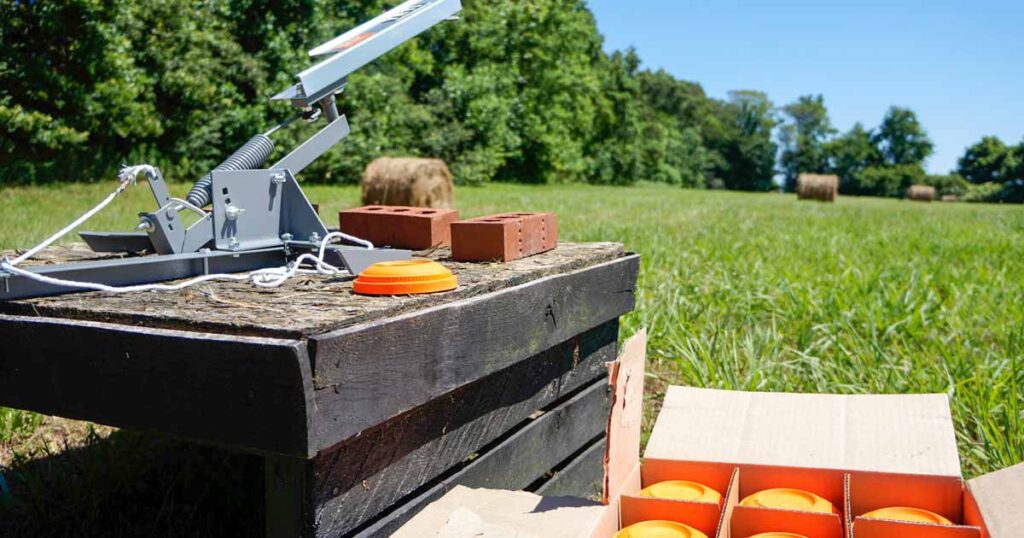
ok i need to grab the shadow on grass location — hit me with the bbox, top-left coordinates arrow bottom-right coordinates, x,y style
0,430 -> 262,537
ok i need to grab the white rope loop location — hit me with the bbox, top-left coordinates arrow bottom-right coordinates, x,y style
8,165 -> 154,267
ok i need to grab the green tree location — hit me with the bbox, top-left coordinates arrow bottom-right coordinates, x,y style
585,49 -> 646,185
923,173 -> 970,197
778,95 -> 836,191
1000,140 -> 1024,202
957,136 -> 1013,184
633,69 -> 716,187
705,91 -> 778,191
825,123 -> 880,194
1011,141 -> 1024,180
872,107 -> 934,167
858,163 -> 926,198
0,0 -> 162,183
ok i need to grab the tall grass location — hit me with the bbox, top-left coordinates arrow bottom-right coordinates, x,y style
1,181 -> 1022,477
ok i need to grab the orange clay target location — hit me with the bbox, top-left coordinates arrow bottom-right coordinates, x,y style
353,259 -> 457,295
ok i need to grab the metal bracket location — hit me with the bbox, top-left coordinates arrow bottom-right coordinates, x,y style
209,168 -> 349,257
272,115 -> 350,175
182,214 -> 215,252
211,169 -> 286,251
79,232 -> 154,253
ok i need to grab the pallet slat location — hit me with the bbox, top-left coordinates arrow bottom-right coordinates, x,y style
309,254 -> 639,450
533,436 -> 607,498
0,315 -> 313,456
350,376 -> 610,538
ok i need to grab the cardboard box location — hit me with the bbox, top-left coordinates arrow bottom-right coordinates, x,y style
395,331 -> 1024,537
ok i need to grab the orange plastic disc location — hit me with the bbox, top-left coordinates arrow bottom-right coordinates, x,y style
861,506 -> 954,525
353,259 -> 457,295
739,488 -> 835,514
614,520 -> 708,538
749,533 -> 810,538
638,480 -> 722,505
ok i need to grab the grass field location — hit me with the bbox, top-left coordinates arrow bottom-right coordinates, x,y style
1,181 -> 1022,514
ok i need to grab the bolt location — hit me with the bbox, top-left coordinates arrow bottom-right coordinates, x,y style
309,232 -> 321,244
271,172 -> 286,185
280,233 -> 294,242
228,237 -> 240,250
225,205 -> 244,221
136,218 -> 155,233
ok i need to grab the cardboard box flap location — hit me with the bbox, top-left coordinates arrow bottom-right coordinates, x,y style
391,485 -> 604,538
645,387 -> 960,477
603,329 -> 646,503
967,461 -> 1024,537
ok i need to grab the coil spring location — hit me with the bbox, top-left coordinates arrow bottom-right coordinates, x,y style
185,134 -> 276,207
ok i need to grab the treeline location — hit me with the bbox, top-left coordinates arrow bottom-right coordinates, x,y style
1,1 -> 1021,203
778,96 -> 1024,203
0,0 -> 776,189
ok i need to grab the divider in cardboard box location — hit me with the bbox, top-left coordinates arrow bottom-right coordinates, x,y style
737,461 -> 847,536
851,518 -> 982,538
641,459 -> 737,496
849,471 -> 965,523
731,504 -> 845,538
731,463 -> 846,538
619,462 -> 738,537
620,496 -> 722,537
847,470 -> 987,537
737,463 -> 847,509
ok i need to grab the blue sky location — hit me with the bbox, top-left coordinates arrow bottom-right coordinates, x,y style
586,1 -> 1024,174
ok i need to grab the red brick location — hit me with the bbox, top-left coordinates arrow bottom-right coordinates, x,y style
450,212 -> 558,262
339,206 -> 459,250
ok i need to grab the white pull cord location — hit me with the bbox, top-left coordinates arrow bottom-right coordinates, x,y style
9,165 -> 150,267
0,166 -> 374,294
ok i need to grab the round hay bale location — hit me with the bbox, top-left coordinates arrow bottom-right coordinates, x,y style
361,157 -> 455,208
796,174 -> 839,202
907,184 -> 936,202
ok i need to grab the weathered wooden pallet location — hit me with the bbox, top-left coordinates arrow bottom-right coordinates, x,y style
0,243 -> 639,537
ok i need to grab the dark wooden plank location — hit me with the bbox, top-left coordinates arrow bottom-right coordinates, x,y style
309,321 -> 618,537
533,436 -> 606,499
310,254 -> 639,450
350,376 -> 611,538
0,315 -> 315,457
266,456 -> 313,538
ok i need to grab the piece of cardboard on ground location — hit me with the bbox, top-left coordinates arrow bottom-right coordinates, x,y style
965,461 -> 1024,537
389,485 -> 604,538
392,330 -> 647,538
